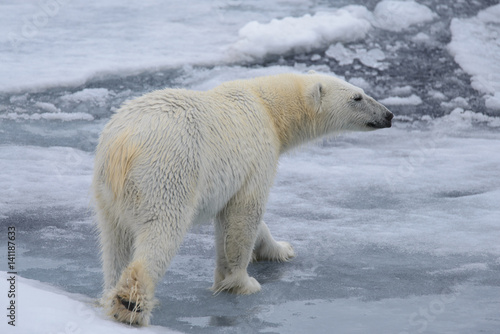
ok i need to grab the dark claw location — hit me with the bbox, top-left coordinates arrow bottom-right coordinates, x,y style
119,297 -> 142,313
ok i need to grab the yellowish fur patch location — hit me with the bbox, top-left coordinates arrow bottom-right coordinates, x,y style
104,131 -> 140,199
249,74 -> 316,152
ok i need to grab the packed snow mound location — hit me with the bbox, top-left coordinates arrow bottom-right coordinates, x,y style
448,4 -> 500,113
230,1 -> 438,60
0,272 -> 182,333
372,0 -> 438,31
230,6 -> 372,61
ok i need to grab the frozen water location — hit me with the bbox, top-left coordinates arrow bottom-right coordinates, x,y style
325,43 -> 387,69
0,0 -> 319,92
230,7 -> 372,61
448,4 -> 500,100
372,0 -> 438,31
1,0 -> 500,333
0,146 -> 93,215
379,94 -> 423,106
485,93 -> 500,112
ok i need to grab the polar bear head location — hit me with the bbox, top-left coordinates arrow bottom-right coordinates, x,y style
306,73 -> 393,134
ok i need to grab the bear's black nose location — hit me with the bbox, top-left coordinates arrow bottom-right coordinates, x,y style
386,112 -> 394,121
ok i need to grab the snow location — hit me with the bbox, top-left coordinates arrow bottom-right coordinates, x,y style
484,93 -> 500,112
230,1 -> 439,62
448,4 -> 500,106
379,94 -> 423,106
230,7 -> 372,61
0,273 -> 181,334
390,85 -> 413,96
412,32 -> 431,43
325,43 -> 387,70
34,101 -> 60,113
60,88 -> 111,107
0,146 -> 93,215
429,90 -> 446,100
372,0 -> 438,31
310,54 -> 322,62
440,97 -> 469,111
0,0 -> 441,91
0,111 -> 94,121
0,0 -> 318,92
433,108 -> 500,129
1,1 -> 500,333
348,77 -> 371,91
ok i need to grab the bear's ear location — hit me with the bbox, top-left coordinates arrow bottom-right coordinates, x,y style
308,82 -> 323,113
308,70 -> 317,75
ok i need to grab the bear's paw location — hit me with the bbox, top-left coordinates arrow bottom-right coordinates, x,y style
253,241 -> 295,263
211,269 -> 261,295
103,261 -> 157,326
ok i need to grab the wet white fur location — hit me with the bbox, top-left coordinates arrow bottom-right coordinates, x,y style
92,72 -> 391,325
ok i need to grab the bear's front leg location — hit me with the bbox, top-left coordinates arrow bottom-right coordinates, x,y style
212,198 -> 263,295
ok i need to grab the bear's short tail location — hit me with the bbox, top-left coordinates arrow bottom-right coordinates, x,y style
101,131 -> 140,200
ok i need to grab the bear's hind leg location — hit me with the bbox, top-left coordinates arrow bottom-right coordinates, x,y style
97,212 -> 133,292
252,221 -> 295,262
104,260 -> 155,326
105,214 -> 192,326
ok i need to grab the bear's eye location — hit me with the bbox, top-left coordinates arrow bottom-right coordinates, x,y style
353,94 -> 363,102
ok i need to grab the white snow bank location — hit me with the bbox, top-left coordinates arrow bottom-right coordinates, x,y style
230,1 -> 438,61
0,272 -> 182,333
372,0 -> 438,31
380,94 -> 423,105
230,6 -> 372,61
448,4 -> 500,112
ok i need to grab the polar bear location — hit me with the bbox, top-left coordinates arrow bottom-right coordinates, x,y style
92,72 -> 392,325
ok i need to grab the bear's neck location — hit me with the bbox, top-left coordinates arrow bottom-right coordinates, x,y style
251,78 -> 317,154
